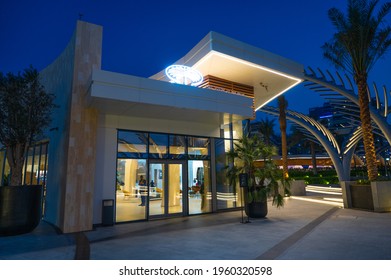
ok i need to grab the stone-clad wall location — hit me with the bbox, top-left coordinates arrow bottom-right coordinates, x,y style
63,21 -> 102,233
41,21 -> 102,233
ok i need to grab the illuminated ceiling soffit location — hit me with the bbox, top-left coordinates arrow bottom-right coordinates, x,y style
150,31 -> 304,110
192,51 -> 303,110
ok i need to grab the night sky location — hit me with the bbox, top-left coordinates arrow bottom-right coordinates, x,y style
1,0 -> 391,117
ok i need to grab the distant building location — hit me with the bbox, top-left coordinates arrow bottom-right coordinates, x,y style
308,102 -> 351,136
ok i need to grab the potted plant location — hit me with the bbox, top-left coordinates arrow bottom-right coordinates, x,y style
226,134 -> 290,218
0,66 -> 56,236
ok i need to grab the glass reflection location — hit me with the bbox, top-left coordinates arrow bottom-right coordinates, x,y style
149,133 -> 168,158
115,159 -> 147,222
188,160 -> 211,214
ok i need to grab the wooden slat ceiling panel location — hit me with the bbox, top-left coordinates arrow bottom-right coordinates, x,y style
198,75 -> 255,118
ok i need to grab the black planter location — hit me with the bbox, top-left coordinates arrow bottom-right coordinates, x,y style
245,200 -> 268,218
0,185 -> 43,236
243,187 -> 268,218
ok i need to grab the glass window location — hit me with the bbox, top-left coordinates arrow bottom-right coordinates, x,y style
24,143 -> 50,186
169,135 -> 186,159
188,137 -> 210,159
215,139 -> 239,210
223,124 -> 231,139
0,149 -> 7,186
149,133 -> 168,158
117,131 -> 148,158
23,146 -> 34,185
0,142 -> 49,187
37,143 -> 49,185
188,160 -> 211,214
116,159 -> 147,222
232,121 -> 243,140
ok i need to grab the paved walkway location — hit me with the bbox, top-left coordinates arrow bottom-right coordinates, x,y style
1,197 -> 391,260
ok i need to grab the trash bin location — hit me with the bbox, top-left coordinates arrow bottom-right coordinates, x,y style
102,199 -> 114,226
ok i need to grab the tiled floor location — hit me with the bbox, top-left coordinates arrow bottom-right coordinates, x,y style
1,194 -> 391,260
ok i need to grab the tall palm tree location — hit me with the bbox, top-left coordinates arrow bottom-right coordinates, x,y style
288,127 -> 320,175
258,118 -> 276,146
322,0 -> 391,181
278,95 -> 289,179
309,141 -> 318,175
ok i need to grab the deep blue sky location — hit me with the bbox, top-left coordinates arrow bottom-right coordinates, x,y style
1,0 -> 391,116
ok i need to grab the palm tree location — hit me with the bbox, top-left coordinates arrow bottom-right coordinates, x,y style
309,141 -> 318,175
278,95 -> 289,179
226,134 -> 289,209
288,127 -> 322,175
322,0 -> 391,181
258,118 -> 276,146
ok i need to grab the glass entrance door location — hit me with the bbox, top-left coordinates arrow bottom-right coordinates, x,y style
148,161 -> 186,218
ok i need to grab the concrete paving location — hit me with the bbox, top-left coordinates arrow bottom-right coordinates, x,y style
1,196 -> 391,260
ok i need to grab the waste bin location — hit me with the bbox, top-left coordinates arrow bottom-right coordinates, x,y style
102,199 -> 114,226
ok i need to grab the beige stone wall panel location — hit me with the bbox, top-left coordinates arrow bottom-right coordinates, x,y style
41,21 -> 102,233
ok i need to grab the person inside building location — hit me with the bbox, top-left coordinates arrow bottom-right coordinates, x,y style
138,175 -> 147,206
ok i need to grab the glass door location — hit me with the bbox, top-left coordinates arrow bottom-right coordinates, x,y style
148,160 -> 186,218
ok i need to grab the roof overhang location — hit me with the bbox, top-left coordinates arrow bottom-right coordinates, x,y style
151,31 -> 304,110
87,69 -> 254,126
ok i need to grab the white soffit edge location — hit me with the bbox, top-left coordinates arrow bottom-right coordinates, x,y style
150,31 -> 304,110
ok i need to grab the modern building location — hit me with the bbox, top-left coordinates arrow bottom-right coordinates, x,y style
308,102 -> 351,137
0,21 -> 304,233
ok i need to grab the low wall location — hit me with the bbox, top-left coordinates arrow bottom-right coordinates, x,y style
290,180 -> 306,196
340,181 -> 391,212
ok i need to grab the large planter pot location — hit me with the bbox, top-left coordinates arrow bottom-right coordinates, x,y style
0,185 -> 43,236
245,200 -> 268,218
243,187 -> 268,218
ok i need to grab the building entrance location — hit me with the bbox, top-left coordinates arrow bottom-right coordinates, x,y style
148,160 -> 187,218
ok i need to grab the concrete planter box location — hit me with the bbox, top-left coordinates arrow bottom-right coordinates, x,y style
290,180 -> 306,196
341,181 -> 391,212
350,184 -> 374,210
371,181 -> 391,212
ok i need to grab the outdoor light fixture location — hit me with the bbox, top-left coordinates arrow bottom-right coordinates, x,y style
165,65 -> 203,86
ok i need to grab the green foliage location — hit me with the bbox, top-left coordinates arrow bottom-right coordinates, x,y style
0,66 -> 55,147
288,169 -> 339,185
322,0 -> 391,182
0,66 -> 56,186
226,134 -> 290,208
257,118 -> 276,145
356,179 -> 371,185
322,0 -> 391,75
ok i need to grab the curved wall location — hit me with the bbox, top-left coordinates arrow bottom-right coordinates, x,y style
40,21 -> 102,233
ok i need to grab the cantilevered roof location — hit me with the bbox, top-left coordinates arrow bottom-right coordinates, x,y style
150,31 -> 304,110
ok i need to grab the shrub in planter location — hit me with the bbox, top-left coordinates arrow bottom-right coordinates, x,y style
0,67 -> 56,235
226,135 -> 290,218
